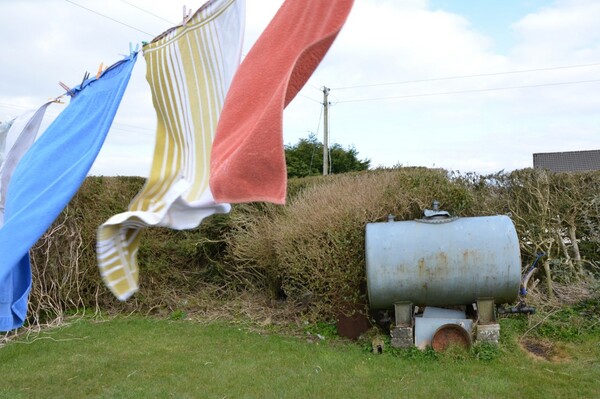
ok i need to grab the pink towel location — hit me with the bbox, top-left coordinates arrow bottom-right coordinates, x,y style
210,0 -> 354,204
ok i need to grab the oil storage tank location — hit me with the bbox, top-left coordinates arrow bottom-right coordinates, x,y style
365,209 -> 521,310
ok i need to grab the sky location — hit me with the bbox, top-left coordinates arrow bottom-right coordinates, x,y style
1,0 -> 599,177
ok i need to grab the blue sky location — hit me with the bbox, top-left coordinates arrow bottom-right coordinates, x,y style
430,0 -> 552,53
1,0 -> 599,176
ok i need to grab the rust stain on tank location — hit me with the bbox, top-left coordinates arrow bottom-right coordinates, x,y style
436,252 -> 449,276
418,257 -> 426,277
461,249 -> 484,270
463,249 -> 470,264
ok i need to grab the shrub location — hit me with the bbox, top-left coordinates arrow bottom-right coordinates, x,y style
223,168 -> 476,319
24,168 -> 600,325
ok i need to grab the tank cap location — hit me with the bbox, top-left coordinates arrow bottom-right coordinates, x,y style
423,200 -> 451,219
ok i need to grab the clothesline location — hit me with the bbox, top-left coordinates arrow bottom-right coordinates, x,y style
0,0 -> 354,332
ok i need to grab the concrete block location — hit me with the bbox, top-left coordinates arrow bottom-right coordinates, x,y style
477,323 -> 500,345
390,326 -> 413,348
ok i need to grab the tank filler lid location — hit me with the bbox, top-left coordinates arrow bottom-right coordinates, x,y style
423,200 -> 451,219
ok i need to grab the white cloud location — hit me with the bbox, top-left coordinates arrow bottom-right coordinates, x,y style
1,0 -> 599,177
511,0 -> 600,63
315,1 -> 509,88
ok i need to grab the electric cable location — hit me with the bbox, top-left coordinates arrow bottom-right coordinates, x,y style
306,103 -> 324,174
314,104 -> 323,136
297,93 -> 322,104
64,0 -> 154,37
0,102 -> 155,137
336,78 -> 600,104
119,0 -> 176,25
331,62 -> 600,90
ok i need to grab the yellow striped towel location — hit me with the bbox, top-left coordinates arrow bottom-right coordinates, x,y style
96,0 -> 245,300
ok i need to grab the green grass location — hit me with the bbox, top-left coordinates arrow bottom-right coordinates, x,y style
0,317 -> 599,399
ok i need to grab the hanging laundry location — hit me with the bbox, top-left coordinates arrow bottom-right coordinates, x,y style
0,102 -> 54,227
0,119 -> 14,170
0,53 -> 137,331
97,0 -> 245,301
209,0 -> 354,205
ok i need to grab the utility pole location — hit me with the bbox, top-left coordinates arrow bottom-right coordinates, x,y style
322,86 -> 330,176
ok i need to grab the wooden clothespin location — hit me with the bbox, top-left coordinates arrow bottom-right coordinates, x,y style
96,62 -> 105,79
48,95 -> 65,104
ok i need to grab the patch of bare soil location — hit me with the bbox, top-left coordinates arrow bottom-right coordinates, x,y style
520,338 -> 570,362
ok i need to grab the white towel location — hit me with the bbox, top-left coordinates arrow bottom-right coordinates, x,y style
0,101 -> 53,226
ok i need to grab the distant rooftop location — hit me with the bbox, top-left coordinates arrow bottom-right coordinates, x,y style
533,149 -> 600,172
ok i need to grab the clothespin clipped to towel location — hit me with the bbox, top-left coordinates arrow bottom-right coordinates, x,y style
96,62 -> 105,79
58,81 -> 76,97
182,5 -> 192,24
80,71 -> 90,87
48,95 -> 66,105
57,71 -> 90,99
129,42 -> 139,60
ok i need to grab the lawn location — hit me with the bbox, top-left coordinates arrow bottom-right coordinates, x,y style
0,317 -> 598,399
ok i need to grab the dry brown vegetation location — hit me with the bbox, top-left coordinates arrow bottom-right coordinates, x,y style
22,167 -> 600,328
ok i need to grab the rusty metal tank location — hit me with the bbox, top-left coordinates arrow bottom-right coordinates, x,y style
365,207 -> 521,309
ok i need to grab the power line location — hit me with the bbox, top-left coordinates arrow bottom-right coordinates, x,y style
108,125 -> 155,137
308,103 -> 324,174
336,78 -> 600,104
297,93 -> 322,104
119,0 -> 176,25
314,104 -> 323,136
0,102 -> 155,136
106,121 -> 155,135
331,62 -> 600,90
0,102 -> 31,111
64,0 -> 154,37
306,83 -> 324,92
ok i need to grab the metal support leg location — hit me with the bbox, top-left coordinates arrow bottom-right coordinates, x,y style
394,302 -> 413,327
477,298 -> 500,344
391,302 -> 414,348
476,298 -> 496,324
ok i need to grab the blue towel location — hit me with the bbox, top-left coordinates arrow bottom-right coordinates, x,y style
0,52 -> 138,331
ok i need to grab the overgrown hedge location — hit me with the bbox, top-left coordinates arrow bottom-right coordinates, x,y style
26,168 -> 600,325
